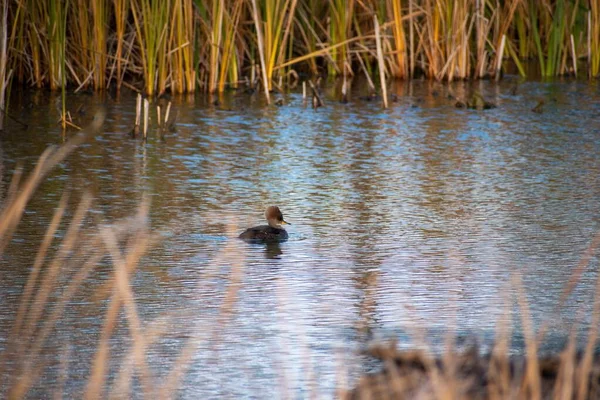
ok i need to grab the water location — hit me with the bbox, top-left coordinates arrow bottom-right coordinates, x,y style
1,78 -> 600,398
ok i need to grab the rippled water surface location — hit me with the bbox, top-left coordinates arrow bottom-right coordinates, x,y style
2,79 -> 600,398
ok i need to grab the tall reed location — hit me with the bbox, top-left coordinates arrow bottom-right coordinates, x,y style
91,0 -> 108,90
216,0 -> 244,93
199,0 -> 243,93
328,0 -> 355,76
251,0 -> 299,91
590,5 -> 600,77
169,0 -> 195,93
3,0 -> 600,99
111,0 -> 128,90
48,0 -> 68,92
130,0 -> 170,96
0,0 -> 9,130
388,0 -> 409,79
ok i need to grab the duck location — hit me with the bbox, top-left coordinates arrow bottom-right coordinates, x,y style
239,206 -> 290,243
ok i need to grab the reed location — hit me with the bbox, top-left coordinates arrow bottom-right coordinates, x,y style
71,0 -> 92,89
388,0 -> 409,79
216,0 -> 243,93
19,0 -> 47,88
295,0 -> 327,76
91,0 -> 108,90
251,0 -> 270,103
328,0 -> 355,77
48,0 -> 68,92
0,0 -> 9,130
373,15 -> 388,108
169,0 -> 195,93
199,0 -> 243,93
111,0 -> 128,90
2,0 -> 600,101
130,0 -> 170,96
251,0 -> 299,92
590,5 -> 600,77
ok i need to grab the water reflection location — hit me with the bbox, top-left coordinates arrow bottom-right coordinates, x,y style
1,79 -> 600,397
264,242 -> 283,259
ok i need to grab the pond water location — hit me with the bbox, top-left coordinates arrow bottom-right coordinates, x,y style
1,78 -> 600,398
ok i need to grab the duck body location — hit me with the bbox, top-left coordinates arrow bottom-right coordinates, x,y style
239,206 -> 290,243
238,225 -> 289,243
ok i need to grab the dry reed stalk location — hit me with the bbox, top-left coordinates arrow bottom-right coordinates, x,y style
110,315 -> 175,398
294,0 -> 327,75
0,111 -> 104,254
143,97 -> 149,138
474,0 -> 486,78
8,226 -> 102,399
514,273 -> 541,399
91,0 -> 108,90
553,328 -> 577,399
302,80 -> 306,102
133,93 -> 142,137
574,244 -> 600,400
0,113 -> 104,397
99,222 -> 154,397
276,35 -> 375,72
20,194 -> 92,345
111,0 -> 128,90
130,0 -> 170,96
495,35 -> 506,81
328,0 -> 355,76
86,202 -> 153,400
157,223 -> 244,398
373,15 -> 388,108
570,34 -> 577,77
207,0 -> 224,93
272,0 -> 299,82
10,192 -> 68,343
165,102 -> 172,128
169,0 -> 195,93
389,0 -> 408,79
251,0 -> 271,104
354,47 -> 376,94
0,0 -> 8,131
590,5 -> 600,77
488,289 -> 513,399
218,0 -> 244,93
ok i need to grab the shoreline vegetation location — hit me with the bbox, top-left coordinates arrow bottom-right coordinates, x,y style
1,0 -> 600,129
1,0 -> 600,99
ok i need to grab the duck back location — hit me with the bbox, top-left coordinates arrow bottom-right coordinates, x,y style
239,225 -> 288,242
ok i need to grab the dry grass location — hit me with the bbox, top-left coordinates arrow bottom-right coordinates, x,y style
1,0 -> 598,103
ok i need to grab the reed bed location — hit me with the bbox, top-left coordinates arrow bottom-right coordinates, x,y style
1,0 -> 598,103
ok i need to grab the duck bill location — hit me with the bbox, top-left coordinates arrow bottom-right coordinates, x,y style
281,219 -> 291,225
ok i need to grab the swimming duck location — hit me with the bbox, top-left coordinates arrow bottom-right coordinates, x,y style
239,206 -> 290,243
